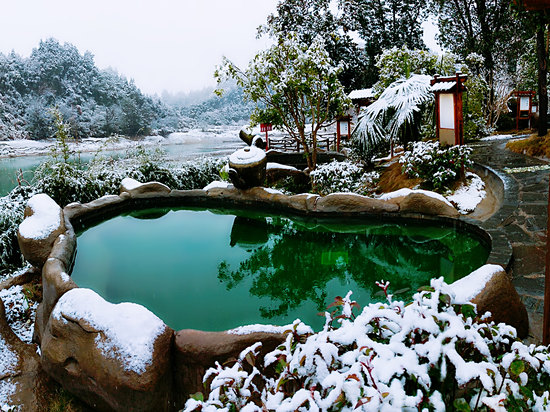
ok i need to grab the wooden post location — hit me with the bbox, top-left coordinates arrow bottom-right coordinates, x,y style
544,176 -> 550,345
336,120 -> 341,152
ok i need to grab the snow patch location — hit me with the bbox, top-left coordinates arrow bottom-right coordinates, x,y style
203,181 -> 233,191
262,187 -> 284,195
18,194 -> 61,240
228,322 -> 313,336
266,162 -> 298,171
52,288 -> 166,374
120,177 -> 142,190
446,172 -> 486,214
449,264 -> 504,304
0,285 -> 38,343
229,146 -> 266,165
0,378 -> 18,412
0,336 -> 18,377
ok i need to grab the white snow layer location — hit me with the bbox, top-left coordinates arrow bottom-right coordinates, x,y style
449,264 -> 504,304
18,194 -> 61,240
0,336 -> 18,377
120,177 -> 142,190
266,162 -> 298,171
229,146 -> 266,165
52,288 -> 166,374
228,322 -> 313,336
0,378 -> 17,412
203,181 -> 233,191
262,187 -> 284,195
379,188 -> 454,207
447,172 -> 486,214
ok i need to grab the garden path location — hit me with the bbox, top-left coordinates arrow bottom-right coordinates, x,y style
470,136 -> 549,342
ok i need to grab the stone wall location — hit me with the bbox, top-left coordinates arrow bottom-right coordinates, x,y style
16,178 -> 525,411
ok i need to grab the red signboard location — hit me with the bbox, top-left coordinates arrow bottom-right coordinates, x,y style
260,123 -> 272,132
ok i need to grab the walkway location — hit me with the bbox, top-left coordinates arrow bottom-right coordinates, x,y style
470,136 -> 549,342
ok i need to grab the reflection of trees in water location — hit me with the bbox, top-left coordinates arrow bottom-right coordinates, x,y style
218,216 -> 479,320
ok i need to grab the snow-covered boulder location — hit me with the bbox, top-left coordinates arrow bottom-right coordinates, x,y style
17,194 -> 65,268
120,177 -> 171,197
449,264 -> 529,338
34,257 -> 78,344
380,188 -> 460,217
41,288 -> 173,411
316,192 -> 399,214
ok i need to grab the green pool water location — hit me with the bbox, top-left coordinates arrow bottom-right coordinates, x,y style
70,208 -> 490,331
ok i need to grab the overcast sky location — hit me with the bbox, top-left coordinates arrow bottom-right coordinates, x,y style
0,0 -> 440,97
0,0 -> 278,96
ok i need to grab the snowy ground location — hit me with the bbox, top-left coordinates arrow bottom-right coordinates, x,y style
479,133 -> 530,142
0,285 -> 37,344
446,172 -> 486,214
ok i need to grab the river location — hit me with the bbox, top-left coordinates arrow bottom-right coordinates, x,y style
0,131 -> 243,197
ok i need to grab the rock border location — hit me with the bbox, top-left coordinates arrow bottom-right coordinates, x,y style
16,173 -> 524,411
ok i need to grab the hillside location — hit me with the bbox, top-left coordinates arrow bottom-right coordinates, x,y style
0,39 -> 253,140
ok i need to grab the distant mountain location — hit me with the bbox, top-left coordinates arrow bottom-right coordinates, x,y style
174,86 -> 257,130
0,39 -> 254,140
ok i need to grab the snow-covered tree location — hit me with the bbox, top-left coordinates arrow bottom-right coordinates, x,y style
215,33 -> 351,170
258,0 -> 369,91
340,0 -> 429,86
0,38 -> 168,139
430,0 -> 532,128
353,74 -> 433,160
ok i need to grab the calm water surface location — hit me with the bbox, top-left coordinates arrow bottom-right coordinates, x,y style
0,135 -> 241,196
71,208 -> 490,331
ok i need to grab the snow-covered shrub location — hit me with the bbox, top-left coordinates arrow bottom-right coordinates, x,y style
0,186 -> 35,270
172,157 -> 227,190
400,141 -> 473,191
352,74 -> 433,163
185,279 -> 550,411
0,151 -> 225,273
310,160 -> 379,195
33,150 -> 226,207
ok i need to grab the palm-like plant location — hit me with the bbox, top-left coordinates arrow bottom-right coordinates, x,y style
352,74 -> 433,159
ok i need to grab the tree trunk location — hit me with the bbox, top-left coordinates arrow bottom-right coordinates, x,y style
537,17 -> 548,137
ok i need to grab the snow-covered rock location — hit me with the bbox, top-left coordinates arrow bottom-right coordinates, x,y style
17,194 -> 65,268
41,288 -> 173,410
380,188 -> 459,217
449,264 -> 528,337
120,177 -> 171,197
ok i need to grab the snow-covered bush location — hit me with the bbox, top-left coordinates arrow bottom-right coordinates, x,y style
310,160 -> 379,195
0,152 -> 225,272
33,150 -> 225,207
0,186 -> 35,270
185,279 -> 550,411
400,141 -> 473,191
352,74 -> 435,164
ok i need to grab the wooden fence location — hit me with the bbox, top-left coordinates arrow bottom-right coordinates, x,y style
267,133 -> 339,152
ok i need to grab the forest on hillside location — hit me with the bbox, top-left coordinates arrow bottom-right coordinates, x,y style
0,39 -> 253,141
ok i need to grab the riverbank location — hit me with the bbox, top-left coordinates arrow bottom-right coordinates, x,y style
0,127 -> 244,159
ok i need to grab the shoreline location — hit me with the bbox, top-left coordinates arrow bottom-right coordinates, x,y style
0,126 -> 246,160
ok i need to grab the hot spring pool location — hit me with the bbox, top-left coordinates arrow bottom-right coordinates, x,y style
70,207 -> 490,331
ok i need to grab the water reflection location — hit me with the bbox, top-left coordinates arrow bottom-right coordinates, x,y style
219,215 -> 483,320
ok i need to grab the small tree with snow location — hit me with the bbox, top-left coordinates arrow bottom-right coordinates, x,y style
352,74 -> 433,161
215,33 -> 351,171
